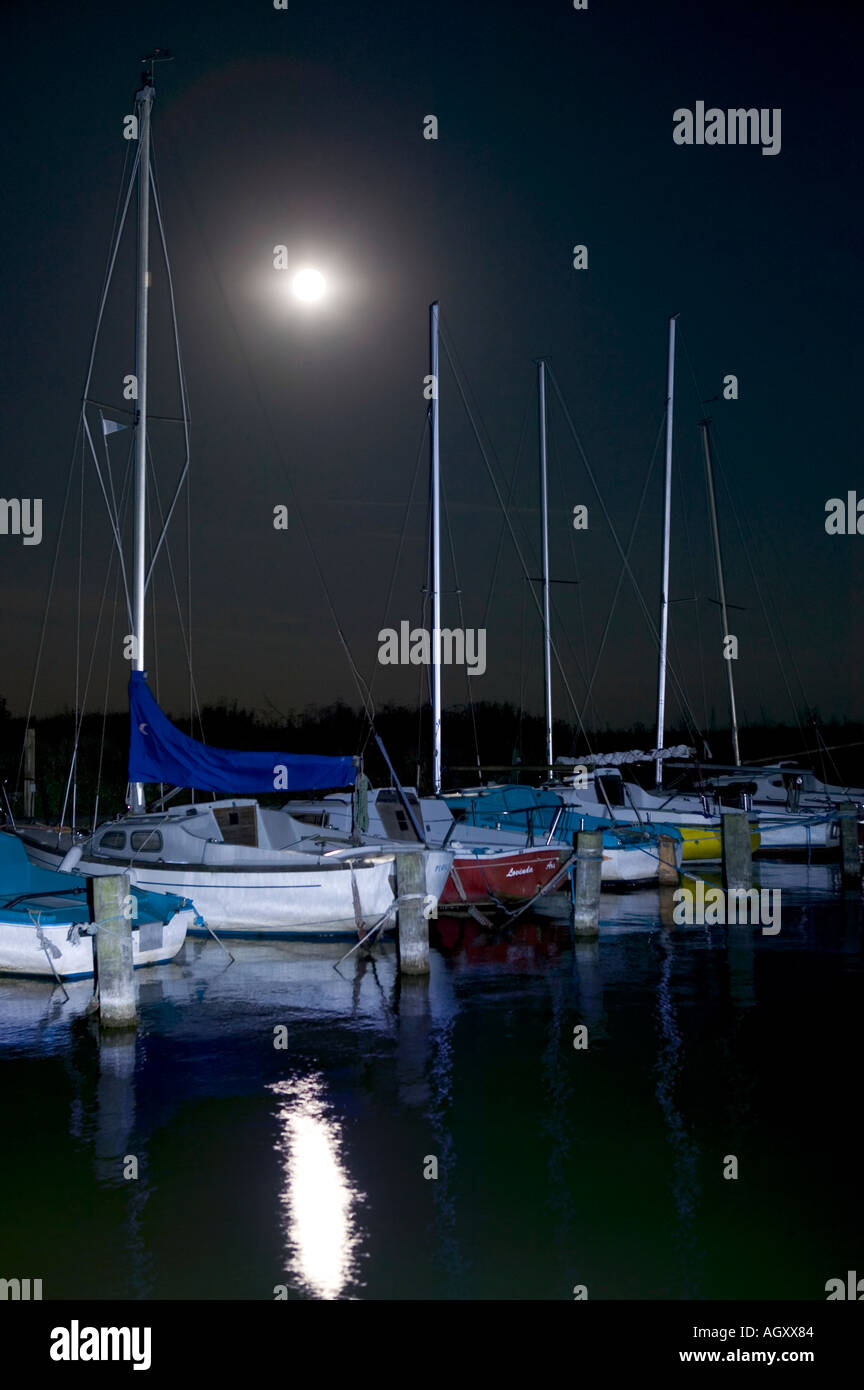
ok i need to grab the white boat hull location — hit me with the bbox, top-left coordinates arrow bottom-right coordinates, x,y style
20,838 -> 404,937
600,844 -> 672,883
753,815 -> 836,853
0,909 -> 194,979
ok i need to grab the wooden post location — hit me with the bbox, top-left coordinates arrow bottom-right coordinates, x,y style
396,851 -> 429,975
721,811 -> 752,891
657,834 -> 679,885
838,802 -> 861,883
571,830 -> 603,938
91,873 -> 137,1028
23,727 -> 36,818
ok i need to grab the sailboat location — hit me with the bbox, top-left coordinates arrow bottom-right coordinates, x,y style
281,303 -> 575,907
0,830 -> 194,979
542,318 -> 760,861
11,57 -> 453,937
550,320 -> 842,856
439,355 -> 685,883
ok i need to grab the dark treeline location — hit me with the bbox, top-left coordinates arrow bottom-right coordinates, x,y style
1,693 -> 862,826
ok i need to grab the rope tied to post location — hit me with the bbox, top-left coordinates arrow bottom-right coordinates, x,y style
86,913 -> 135,935
397,892 -> 438,918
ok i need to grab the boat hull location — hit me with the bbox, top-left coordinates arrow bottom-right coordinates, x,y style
442,847 -> 569,906
753,816 -> 836,855
600,843 -> 673,883
0,909 -> 193,979
17,836 -> 399,938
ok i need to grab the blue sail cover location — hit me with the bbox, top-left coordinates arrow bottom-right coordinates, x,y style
128,673 -> 355,792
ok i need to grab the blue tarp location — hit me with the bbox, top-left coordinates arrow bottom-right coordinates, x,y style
128,673 -> 355,793
443,783 -> 683,847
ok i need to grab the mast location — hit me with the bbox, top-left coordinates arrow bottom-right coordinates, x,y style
537,359 -> 553,775
429,302 -> 442,795
700,417 -> 741,765
130,65 -> 155,812
654,313 -> 678,788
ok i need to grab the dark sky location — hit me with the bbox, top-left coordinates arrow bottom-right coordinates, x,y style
2,0 -> 861,742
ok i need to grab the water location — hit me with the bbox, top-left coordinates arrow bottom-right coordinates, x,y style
1,860 -> 861,1301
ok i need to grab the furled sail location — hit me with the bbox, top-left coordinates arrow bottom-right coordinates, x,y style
128,673 -> 355,792
556,746 -> 695,768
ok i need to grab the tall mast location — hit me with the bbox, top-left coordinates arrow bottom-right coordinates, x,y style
654,313 -> 678,788
429,302 -> 442,795
700,417 -> 740,765
537,359 -> 553,775
129,65 -> 155,812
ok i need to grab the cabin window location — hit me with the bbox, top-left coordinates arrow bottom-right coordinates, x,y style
100,831 -> 126,851
130,830 -> 163,852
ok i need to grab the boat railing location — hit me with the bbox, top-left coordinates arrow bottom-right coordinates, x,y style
454,799 -> 575,849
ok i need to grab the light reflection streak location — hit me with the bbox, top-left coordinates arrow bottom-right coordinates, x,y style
269,1074 -> 364,1300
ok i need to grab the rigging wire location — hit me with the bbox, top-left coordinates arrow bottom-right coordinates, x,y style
545,362 -> 706,750
59,447 -> 136,828
677,327 -> 812,753
364,414 -> 429,713
479,377 -> 532,632
441,471 -> 482,779
93,559 -> 123,831
556,413 -> 596,734
143,144 -> 193,591
573,409 -> 666,735
145,435 -> 206,738
438,316 -> 596,756
516,569 -> 527,765
15,421 -> 82,797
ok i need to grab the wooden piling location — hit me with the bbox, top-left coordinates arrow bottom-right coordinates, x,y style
571,830 -> 603,938
396,851 -> 429,975
91,873 -> 137,1028
657,834 -> 679,885
721,811 -> 752,892
837,802 -> 861,883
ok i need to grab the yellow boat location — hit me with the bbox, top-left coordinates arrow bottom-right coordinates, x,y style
677,821 -> 761,863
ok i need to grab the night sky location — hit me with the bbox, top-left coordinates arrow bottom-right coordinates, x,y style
2,0 -> 861,741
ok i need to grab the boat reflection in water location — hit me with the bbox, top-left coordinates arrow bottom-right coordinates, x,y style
270,1073 -> 365,1301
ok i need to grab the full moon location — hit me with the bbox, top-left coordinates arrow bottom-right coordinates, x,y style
291,267 -> 327,302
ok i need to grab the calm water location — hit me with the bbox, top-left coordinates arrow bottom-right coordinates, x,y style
1,859 -> 861,1301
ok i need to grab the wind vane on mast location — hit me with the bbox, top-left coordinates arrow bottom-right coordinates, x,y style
139,48 -> 174,85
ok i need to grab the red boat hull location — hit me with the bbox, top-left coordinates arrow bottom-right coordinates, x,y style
441,847 -> 569,906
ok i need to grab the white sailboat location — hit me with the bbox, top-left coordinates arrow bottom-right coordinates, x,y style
280,303 -> 575,907
13,58 -> 452,937
548,317 -> 840,858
